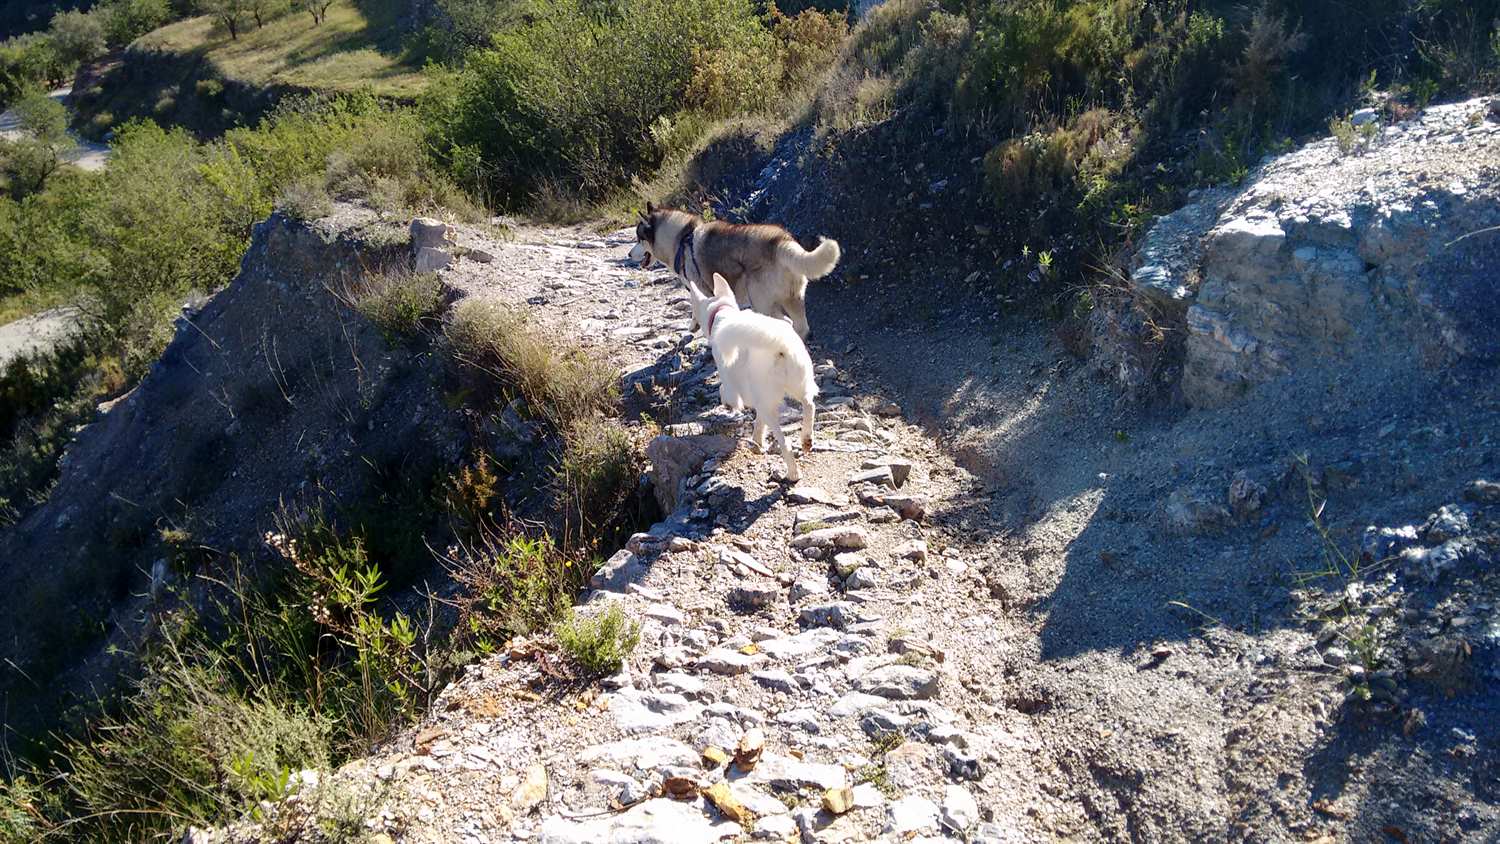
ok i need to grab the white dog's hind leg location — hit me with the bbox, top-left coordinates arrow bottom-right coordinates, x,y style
799,392 -> 815,452
761,401 -> 798,481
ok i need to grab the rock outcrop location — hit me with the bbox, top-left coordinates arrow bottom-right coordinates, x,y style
1114,96 -> 1500,407
0,209 -> 465,736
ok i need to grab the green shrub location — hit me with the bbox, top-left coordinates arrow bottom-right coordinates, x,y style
0,34 -> 67,108
1329,114 -> 1379,156
555,603 -> 640,675
445,298 -> 620,430
349,268 -> 444,342
53,653 -> 332,841
99,0 -> 174,47
0,338 -> 120,526
277,173 -> 334,220
47,8 -> 108,67
687,43 -> 783,117
554,416 -> 642,550
423,0 -> 782,205
773,4 -> 850,90
0,774 -> 50,841
449,531 -> 586,645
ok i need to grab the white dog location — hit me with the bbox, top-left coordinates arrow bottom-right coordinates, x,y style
686,272 -> 818,481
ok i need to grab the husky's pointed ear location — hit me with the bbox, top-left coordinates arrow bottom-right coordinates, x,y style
712,273 -> 732,300
646,201 -> 657,215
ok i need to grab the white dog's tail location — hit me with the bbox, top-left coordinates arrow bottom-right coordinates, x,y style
777,237 -> 841,279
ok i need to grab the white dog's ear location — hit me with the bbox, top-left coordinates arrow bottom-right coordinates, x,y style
712,272 -> 732,300
683,278 -> 703,304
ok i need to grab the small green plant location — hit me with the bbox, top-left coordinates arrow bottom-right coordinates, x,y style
445,299 -> 620,430
555,603 -> 640,675
553,416 -> 642,551
0,775 -> 47,842
853,733 -> 905,799
448,528 -> 586,648
278,175 -> 334,221
347,268 -> 444,342
1329,115 -> 1378,156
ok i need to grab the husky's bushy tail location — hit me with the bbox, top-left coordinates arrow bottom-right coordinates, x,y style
776,237 -> 841,279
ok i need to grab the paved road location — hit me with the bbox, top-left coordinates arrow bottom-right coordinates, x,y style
0,306 -> 83,370
0,86 -> 110,172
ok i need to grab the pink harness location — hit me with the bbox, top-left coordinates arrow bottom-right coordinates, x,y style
705,302 -> 734,335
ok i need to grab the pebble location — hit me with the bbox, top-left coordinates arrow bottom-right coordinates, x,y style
888,795 -> 940,835
790,526 -> 871,550
775,708 -> 822,733
653,672 -> 706,697
940,785 -> 979,832
787,485 -> 838,505
645,603 -> 686,625
537,798 -> 739,843
579,738 -> 697,771
753,814 -> 798,840
752,669 -> 801,694
695,648 -> 769,675
831,691 -> 888,717
735,753 -> 849,790
852,783 -> 886,808
611,689 -> 704,733
729,582 -> 780,611
759,627 -> 842,659
883,494 -> 929,522
855,665 -> 939,700
862,456 -> 914,486
790,578 -> 829,602
894,540 -> 928,562
799,601 -> 857,630
848,466 -> 896,487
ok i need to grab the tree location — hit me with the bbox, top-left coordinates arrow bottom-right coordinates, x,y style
295,0 -> 335,26
0,91 -> 74,199
47,9 -> 108,68
204,0 -> 250,39
247,0 -> 286,29
100,0 -> 173,47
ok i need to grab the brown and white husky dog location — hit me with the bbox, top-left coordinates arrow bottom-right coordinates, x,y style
631,203 -> 840,339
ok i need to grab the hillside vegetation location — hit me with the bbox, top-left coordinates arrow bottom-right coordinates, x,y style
137,0 -> 425,98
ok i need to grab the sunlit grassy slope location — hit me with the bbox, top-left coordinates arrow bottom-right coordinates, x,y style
136,0 -> 426,98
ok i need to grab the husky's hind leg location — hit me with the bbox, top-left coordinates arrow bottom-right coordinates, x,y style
782,289 -> 811,339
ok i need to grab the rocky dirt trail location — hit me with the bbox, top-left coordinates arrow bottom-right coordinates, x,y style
219,99 -> 1500,844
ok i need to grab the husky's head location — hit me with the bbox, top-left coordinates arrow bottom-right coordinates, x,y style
684,272 -> 738,340
632,202 -> 664,270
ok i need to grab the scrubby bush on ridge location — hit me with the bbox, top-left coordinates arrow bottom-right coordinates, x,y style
422,0 -> 851,207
